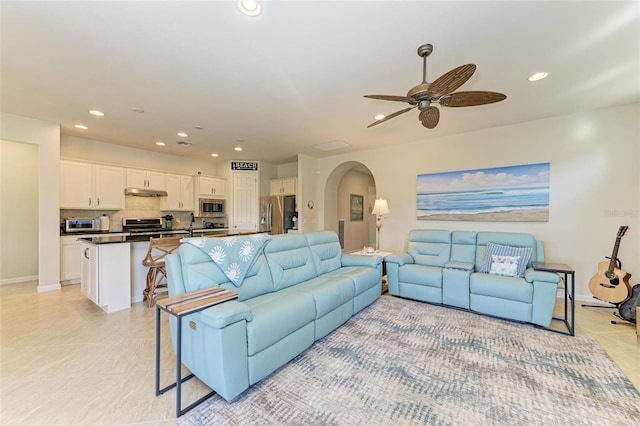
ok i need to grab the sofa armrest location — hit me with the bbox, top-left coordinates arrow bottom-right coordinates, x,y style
445,261 -> 474,271
199,300 -> 253,329
385,253 -> 414,266
341,254 -> 382,268
524,268 -> 561,284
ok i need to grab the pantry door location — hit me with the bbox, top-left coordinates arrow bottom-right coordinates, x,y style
231,171 -> 258,233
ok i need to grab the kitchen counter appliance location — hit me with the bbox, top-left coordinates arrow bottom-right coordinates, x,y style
65,218 -> 97,233
260,195 -> 296,235
122,218 -> 168,235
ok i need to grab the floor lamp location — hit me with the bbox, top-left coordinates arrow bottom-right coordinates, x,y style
371,198 -> 390,252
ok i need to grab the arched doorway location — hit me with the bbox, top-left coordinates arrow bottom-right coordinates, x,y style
323,161 -> 376,252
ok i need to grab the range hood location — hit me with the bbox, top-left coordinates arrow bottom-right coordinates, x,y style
124,187 -> 168,197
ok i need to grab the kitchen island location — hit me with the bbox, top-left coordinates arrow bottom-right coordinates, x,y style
78,229 -> 230,312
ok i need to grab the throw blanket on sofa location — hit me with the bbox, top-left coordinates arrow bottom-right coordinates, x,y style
182,234 -> 271,286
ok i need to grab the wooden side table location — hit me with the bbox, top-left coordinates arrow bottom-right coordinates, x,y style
155,286 -> 238,417
532,262 -> 575,336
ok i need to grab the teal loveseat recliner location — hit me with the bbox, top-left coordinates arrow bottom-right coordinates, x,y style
385,230 -> 561,327
165,231 -> 382,401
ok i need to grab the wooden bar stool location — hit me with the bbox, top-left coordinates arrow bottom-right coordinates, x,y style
142,236 -> 183,307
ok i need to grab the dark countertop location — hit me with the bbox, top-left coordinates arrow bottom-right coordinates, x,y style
78,229 -> 231,245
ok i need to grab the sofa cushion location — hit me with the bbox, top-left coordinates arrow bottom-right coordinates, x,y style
470,272 -> 532,303
244,291 -> 316,356
399,264 -> 443,288
325,266 -> 380,295
282,274 -> 355,318
305,231 -> 342,275
264,234 -> 318,291
480,242 -> 532,277
407,229 -> 451,267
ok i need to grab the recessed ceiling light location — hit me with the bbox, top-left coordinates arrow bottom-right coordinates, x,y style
177,132 -> 188,138
74,124 -> 88,130
375,114 -> 386,120
238,0 -> 261,16
528,72 -> 549,82
131,107 -> 145,113
89,110 -> 104,117
155,141 -> 165,146
211,153 -> 219,157
234,146 -> 243,152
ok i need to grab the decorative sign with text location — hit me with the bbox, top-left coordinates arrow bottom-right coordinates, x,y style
231,161 -> 258,171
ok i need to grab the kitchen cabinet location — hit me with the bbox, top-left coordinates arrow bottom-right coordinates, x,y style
196,176 -> 226,197
162,174 -> 194,211
270,177 -> 297,196
61,236 -> 82,282
80,239 -> 131,313
126,168 -> 166,191
60,233 -> 127,283
60,160 -> 125,210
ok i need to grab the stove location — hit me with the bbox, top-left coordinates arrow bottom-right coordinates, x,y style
122,218 -> 165,235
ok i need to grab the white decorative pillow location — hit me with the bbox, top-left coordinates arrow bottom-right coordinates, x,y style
481,242 -> 533,277
489,255 -> 520,277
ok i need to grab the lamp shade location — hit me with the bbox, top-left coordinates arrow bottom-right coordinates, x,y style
372,199 -> 390,215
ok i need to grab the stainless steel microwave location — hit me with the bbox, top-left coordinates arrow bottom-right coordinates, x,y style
199,198 -> 225,217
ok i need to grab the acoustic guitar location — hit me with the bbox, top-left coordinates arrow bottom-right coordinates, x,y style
588,226 -> 631,304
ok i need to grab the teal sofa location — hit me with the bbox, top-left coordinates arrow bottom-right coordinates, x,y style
385,230 -> 561,327
165,231 -> 382,401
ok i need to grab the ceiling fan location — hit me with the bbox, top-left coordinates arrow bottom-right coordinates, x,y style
365,43 -> 506,129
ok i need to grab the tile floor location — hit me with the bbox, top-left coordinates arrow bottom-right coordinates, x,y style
1,281 -> 638,425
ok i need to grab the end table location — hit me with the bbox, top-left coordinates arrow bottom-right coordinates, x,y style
532,262 -> 575,336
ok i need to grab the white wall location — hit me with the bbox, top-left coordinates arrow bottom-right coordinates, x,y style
0,141 -> 39,282
316,103 -> 640,302
61,135 -> 220,176
0,112 -> 60,291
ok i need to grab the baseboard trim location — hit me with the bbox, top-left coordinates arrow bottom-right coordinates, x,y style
37,283 -> 62,292
0,275 -> 38,285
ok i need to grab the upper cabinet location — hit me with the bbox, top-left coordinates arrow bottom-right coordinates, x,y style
196,176 -> 226,198
270,177 -> 297,196
61,160 -> 125,210
162,174 -> 194,211
125,168 -> 166,191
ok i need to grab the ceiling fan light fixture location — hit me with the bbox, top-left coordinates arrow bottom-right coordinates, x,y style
238,0 -> 261,16
528,72 -> 549,82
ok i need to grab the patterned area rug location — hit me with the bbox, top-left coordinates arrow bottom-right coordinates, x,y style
177,295 -> 639,425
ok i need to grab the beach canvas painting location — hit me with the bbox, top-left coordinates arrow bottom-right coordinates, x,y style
417,163 -> 550,222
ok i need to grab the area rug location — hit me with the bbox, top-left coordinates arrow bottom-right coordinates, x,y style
177,295 -> 639,425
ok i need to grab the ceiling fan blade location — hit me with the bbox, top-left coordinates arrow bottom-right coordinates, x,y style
419,106 -> 440,129
440,91 -> 507,107
367,106 -> 416,128
429,64 -> 476,95
364,95 -> 417,105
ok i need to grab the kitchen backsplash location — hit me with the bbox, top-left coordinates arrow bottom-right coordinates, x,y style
61,196 -> 224,231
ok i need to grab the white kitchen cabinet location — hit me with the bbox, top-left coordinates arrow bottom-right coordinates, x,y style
60,161 -> 125,210
80,240 -> 131,313
61,233 -> 128,283
125,168 -> 166,191
270,177 -> 297,196
61,236 -> 82,282
162,174 -> 194,211
196,176 -> 226,197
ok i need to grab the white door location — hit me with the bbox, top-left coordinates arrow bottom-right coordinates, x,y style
232,171 -> 258,233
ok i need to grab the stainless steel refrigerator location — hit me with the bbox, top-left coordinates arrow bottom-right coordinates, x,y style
260,195 -> 296,234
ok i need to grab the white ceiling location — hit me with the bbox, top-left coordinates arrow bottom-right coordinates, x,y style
1,1 -> 639,165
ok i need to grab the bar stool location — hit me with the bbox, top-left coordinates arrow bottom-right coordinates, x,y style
142,236 -> 183,307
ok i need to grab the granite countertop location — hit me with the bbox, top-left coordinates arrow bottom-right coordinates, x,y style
78,229 -> 231,245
